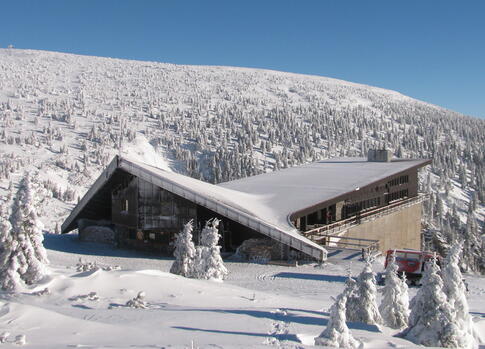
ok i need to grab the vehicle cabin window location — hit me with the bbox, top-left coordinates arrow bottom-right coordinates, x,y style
405,253 -> 420,261
394,251 -> 407,261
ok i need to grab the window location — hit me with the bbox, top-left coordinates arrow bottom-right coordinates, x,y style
160,190 -> 174,216
121,199 -> 129,212
307,211 -> 319,225
388,175 -> 409,187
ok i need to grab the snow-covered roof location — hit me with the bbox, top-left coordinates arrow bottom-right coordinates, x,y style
219,157 -> 431,222
62,156 -> 430,261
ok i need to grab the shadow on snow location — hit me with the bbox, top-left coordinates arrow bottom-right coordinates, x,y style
43,233 -> 172,261
173,307 -> 380,332
273,272 -> 348,283
173,326 -> 301,342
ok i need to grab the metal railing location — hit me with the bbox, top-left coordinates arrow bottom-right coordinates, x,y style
309,234 -> 380,254
301,194 -> 428,252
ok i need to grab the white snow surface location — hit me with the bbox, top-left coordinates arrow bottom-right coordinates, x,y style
122,134 -> 172,172
219,157 -> 429,226
0,234 -> 483,348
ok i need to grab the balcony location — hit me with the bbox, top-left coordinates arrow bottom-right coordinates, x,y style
301,194 -> 428,254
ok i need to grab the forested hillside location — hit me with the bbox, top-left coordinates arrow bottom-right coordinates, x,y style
0,48 -> 483,271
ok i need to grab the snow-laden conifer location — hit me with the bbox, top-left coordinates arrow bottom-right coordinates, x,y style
344,275 -> 359,320
1,202 -> 21,291
315,291 -> 359,348
346,261 -> 382,325
379,251 -> 409,329
193,219 -> 228,280
20,176 -> 48,264
462,210 -> 482,273
401,256 -> 462,348
442,242 -> 478,349
1,176 -> 48,289
9,175 -> 47,284
170,220 -> 196,277
0,217 -> 23,291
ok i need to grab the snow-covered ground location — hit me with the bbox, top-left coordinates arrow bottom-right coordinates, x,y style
1,234 -> 484,348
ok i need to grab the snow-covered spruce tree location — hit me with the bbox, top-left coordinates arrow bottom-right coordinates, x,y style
346,261 -> 382,325
315,292 -> 359,348
10,175 -> 48,284
378,251 -> 409,329
0,208 -> 23,291
401,256 -> 462,348
344,275 -> 360,321
170,220 -> 196,277
19,175 -> 48,265
442,242 -> 478,349
193,218 -> 228,280
462,209 -> 483,273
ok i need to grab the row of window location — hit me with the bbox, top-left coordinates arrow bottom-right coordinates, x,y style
388,175 -> 409,187
386,189 -> 409,203
344,196 -> 381,217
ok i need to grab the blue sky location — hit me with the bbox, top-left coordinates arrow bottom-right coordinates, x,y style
1,1 -> 484,118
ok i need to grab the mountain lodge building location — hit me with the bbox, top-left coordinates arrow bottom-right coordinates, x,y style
61,150 -> 431,261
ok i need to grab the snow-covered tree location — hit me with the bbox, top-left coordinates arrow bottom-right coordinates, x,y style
0,214 -> 23,291
1,176 -> 48,290
462,210 -> 483,273
20,176 -> 48,265
442,242 -> 478,349
379,251 -> 409,329
401,256 -> 462,348
315,292 -> 359,348
344,275 -> 360,320
346,261 -> 382,325
170,220 -> 196,277
193,218 -> 228,280
9,175 -> 48,284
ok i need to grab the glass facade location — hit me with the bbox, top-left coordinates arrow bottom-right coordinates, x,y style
137,178 -> 197,231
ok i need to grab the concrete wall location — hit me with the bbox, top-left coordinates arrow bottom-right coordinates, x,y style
343,203 -> 422,252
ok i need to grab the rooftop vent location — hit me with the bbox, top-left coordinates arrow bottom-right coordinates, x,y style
367,149 -> 392,162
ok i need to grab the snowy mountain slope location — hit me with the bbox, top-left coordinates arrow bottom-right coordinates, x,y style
0,48 -> 483,265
